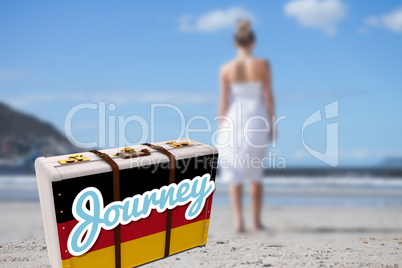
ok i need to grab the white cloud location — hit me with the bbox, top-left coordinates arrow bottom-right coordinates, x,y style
5,91 -> 217,108
0,70 -> 24,85
5,89 -> 366,108
358,27 -> 369,35
277,89 -> 367,102
178,7 -> 256,33
284,0 -> 348,35
364,7 -> 402,33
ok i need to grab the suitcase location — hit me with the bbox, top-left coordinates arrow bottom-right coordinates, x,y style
35,139 -> 218,268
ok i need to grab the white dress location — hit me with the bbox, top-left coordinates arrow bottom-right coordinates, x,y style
217,82 -> 270,185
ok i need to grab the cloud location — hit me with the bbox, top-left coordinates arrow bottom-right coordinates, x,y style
277,89 -> 368,102
5,91 -> 217,108
4,88 -> 367,109
0,70 -> 24,85
364,7 -> 402,33
358,27 -> 369,35
178,7 -> 256,33
284,0 -> 348,35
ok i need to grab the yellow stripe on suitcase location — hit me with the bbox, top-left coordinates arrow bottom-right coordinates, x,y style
61,219 -> 210,268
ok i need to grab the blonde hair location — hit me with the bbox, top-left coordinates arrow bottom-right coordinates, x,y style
235,19 -> 255,47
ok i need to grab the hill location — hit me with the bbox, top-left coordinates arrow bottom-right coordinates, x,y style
0,102 -> 67,141
0,102 -> 79,172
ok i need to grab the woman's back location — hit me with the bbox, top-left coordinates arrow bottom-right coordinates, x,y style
222,56 -> 268,84
221,56 -> 270,117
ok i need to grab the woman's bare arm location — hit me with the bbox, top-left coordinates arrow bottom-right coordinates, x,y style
262,60 -> 276,141
218,65 -> 230,123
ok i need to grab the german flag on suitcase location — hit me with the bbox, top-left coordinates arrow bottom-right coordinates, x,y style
35,139 -> 218,268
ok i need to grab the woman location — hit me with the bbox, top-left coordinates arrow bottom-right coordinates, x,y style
218,20 -> 275,232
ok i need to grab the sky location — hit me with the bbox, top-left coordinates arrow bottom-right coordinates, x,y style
1,0 -> 402,167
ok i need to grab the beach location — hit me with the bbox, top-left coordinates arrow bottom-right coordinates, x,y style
0,202 -> 401,268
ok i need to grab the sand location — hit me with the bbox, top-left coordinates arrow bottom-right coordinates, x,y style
0,202 -> 401,268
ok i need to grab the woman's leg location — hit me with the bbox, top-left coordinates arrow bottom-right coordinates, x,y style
229,183 -> 244,232
250,181 -> 263,230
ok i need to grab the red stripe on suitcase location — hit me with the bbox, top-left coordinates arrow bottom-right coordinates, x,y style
57,193 -> 214,260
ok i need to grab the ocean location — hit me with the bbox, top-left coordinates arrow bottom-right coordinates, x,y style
1,175 -> 402,208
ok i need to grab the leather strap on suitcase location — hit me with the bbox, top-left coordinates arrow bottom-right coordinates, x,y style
142,143 -> 176,258
89,150 -> 121,268
90,143 -> 176,267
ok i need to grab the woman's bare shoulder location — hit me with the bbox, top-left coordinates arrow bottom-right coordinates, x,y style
220,61 -> 236,76
254,57 -> 270,68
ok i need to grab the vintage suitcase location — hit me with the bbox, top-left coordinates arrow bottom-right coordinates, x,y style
35,139 -> 218,268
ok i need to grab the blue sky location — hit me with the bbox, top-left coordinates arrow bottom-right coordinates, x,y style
1,0 -> 402,167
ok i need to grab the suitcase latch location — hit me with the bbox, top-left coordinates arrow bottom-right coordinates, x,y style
59,154 -> 89,165
166,141 -> 194,148
113,147 -> 151,159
